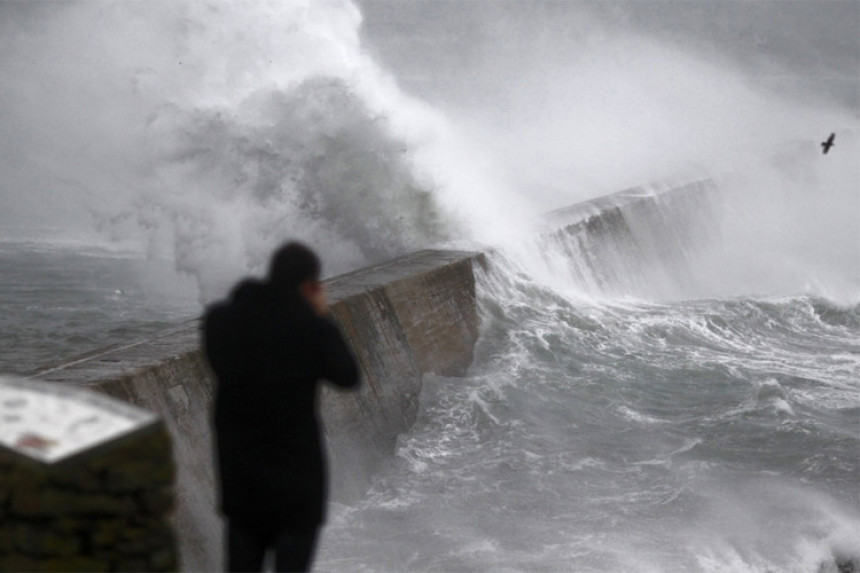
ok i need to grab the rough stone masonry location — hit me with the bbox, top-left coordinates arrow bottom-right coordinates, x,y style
0,376 -> 177,573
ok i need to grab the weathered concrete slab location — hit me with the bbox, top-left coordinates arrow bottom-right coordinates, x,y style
328,250 -> 482,376
27,249 -> 484,572
34,341 -> 217,573
32,324 -> 200,385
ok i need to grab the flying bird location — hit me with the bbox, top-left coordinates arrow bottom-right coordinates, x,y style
821,132 -> 835,154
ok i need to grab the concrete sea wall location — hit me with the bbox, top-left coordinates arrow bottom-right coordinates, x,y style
539,179 -> 719,298
29,249 -> 484,572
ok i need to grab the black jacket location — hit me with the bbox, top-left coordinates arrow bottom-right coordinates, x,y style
203,279 -> 359,527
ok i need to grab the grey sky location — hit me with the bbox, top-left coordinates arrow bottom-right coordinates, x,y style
355,1 -> 859,112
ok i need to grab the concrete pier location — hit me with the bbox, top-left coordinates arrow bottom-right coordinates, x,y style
29,249 -> 484,572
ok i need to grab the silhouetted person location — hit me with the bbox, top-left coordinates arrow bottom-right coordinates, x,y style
822,132 -> 835,154
203,242 -> 360,572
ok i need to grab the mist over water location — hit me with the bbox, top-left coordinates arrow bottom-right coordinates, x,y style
1,1 -> 859,571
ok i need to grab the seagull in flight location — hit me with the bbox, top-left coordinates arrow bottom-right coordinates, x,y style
821,132 -> 835,154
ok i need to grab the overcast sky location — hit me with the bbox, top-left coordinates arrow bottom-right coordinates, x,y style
355,1 -> 859,112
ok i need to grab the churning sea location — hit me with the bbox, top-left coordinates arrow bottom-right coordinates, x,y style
0,227 -> 199,375
1,1 -> 858,571
317,254 -> 860,572
2,182 -> 858,572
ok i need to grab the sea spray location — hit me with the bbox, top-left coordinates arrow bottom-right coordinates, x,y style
2,0 -> 857,303
1,0 -> 465,301
1,3 -> 859,571
135,74 -> 454,300
527,135 -> 860,304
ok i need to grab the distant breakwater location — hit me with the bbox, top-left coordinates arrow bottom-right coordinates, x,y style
539,178 -> 718,298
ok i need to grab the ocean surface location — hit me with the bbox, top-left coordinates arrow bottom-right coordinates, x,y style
317,253 -> 860,572
0,228 -> 200,375
3,178 -> 859,572
1,1 -> 858,571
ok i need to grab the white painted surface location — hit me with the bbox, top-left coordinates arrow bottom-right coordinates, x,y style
0,375 -> 157,464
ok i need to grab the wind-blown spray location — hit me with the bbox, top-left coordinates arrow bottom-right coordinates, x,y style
1,0 -> 856,302
1,1 -> 462,300
2,2 -> 858,571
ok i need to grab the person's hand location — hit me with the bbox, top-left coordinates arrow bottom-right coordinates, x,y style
302,281 -> 329,316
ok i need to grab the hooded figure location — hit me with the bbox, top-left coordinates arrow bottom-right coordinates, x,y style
203,242 -> 360,572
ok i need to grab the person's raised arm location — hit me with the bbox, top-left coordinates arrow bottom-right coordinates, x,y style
317,318 -> 360,388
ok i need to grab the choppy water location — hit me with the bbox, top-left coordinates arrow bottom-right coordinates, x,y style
3,224 -> 858,571
316,256 -> 860,571
1,1 -> 858,571
0,229 -> 199,374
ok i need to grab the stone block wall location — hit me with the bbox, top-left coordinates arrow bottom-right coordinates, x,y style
0,378 -> 177,572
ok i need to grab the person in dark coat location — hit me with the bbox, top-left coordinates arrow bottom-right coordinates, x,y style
203,242 -> 360,572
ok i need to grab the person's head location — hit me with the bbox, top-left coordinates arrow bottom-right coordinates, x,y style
267,242 -> 321,298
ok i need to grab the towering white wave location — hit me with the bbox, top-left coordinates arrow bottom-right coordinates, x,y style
2,5 -> 858,571
1,1 -> 468,300
0,0 -> 856,303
